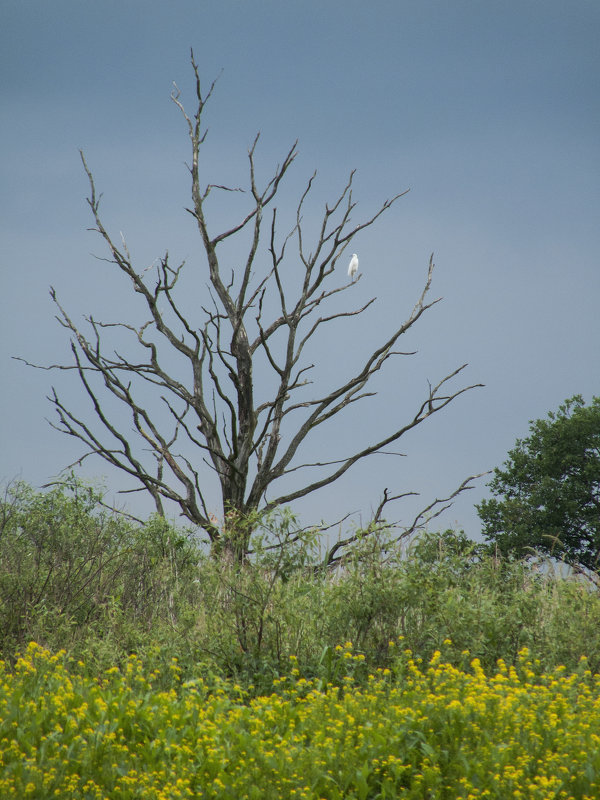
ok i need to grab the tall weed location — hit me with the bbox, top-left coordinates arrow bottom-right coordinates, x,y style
2,479 -> 600,687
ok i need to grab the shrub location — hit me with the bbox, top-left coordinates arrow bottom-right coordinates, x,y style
3,479 -> 600,687
0,478 -> 200,670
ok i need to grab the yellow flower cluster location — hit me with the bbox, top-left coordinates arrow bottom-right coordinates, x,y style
1,640 -> 599,799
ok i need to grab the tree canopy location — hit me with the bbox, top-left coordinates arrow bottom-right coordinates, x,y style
477,395 -> 600,570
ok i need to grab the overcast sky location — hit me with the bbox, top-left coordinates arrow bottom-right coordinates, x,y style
1,1 -> 599,540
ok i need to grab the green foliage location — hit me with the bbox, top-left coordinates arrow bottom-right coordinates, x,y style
2,477 -> 600,694
0,478 -> 200,670
477,395 -> 600,570
5,475 -> 600,796
0,478 -> 128,651
3,641 -> 600,799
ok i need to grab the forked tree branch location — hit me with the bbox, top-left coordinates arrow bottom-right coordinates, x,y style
17,55 -> 483,561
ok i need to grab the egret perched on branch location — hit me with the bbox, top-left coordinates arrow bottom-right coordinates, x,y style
348,253 -> 359,282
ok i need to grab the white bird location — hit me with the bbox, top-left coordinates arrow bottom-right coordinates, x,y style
348,253 -> 359,281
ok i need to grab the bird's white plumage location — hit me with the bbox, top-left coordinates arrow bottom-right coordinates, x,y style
348,253 -> 359,280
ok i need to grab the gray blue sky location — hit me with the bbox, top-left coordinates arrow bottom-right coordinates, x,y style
1,1 -> 599,539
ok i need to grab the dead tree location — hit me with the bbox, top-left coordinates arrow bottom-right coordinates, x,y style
20,55 -> 483,562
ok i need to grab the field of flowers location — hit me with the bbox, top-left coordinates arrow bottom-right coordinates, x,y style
1,641 -> 600,799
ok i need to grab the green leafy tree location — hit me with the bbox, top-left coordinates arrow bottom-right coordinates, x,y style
477,395 -> 600,570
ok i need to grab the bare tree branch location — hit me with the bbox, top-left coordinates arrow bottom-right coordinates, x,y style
18,56 -> 483,562
322,472 -> 489,568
